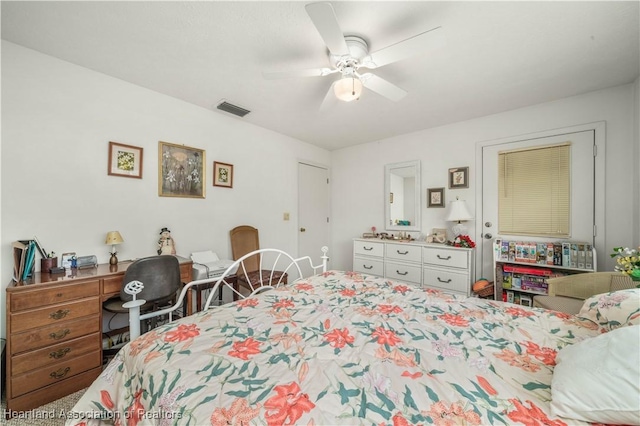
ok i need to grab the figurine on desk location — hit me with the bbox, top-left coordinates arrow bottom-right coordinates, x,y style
157,227 -> 177,255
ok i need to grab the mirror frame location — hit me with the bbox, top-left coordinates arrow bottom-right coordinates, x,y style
384,160 -> 421,232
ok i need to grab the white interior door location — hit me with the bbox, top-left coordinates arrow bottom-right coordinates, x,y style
479,130 -> 596,279
298,162 -> 330,268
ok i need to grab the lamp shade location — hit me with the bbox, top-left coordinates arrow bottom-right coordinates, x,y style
446,199 -> 473,223
105,231 -> 124,245
334,77 -> 363,102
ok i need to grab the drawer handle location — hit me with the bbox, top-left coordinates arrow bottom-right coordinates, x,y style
364,265 -> 373,270
437,277 -> 452,283
50,309 -> 70,320
49,347 -> 71,359
437,255 -> 452,260
50,367 -> 71,380
363,246 -> 374,251
396,270 -> 409,276
49,329 -> 70,340
397,250 -> 409,255
56,293 -> 63,297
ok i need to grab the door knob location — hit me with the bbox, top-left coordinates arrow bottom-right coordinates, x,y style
484,233 -> 493,239
300,228 -> 306,232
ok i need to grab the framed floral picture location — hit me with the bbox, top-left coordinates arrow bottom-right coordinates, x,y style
108,141 -> 143,179
158,141 -> 205,198
427,187 -> 445,207
213,162 -> 234,188
448,167 -> 469,189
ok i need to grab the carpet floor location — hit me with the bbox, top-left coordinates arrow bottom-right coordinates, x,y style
1,388 -> 86,426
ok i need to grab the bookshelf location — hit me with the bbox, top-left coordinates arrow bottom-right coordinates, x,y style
493,239 -> 597,305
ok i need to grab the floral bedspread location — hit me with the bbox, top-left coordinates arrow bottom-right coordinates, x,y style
67,271 -> 601,426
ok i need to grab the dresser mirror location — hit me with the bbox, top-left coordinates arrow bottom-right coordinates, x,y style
384,160 -> 421,232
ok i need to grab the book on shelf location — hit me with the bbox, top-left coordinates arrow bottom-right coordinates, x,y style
12,239 -> 36,282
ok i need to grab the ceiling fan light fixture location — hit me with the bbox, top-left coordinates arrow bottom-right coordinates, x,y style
334,77 -> 363,102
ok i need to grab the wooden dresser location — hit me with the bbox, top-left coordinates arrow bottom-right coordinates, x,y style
5,256 -> 192,414
353,238 -> 475,296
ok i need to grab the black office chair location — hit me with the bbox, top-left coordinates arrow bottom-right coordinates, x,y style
103,255 -> 182,334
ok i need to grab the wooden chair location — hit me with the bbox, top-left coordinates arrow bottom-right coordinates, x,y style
230,225 -> 287,293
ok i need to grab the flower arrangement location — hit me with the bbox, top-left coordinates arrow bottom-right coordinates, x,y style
610,246 -> 640,281
449,235 -> 476,248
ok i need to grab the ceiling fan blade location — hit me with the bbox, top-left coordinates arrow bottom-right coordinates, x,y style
319,81 -> 339,112
360,26 -> 445,69
305,2 -> 350,56
359,73 -> 407,102
262,68 -> 337,79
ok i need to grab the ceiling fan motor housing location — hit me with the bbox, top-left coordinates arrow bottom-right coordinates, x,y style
330,35 -> 369,67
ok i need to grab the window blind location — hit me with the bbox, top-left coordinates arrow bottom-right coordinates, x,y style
498,143 -> 570,237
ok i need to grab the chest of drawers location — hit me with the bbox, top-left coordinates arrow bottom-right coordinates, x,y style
5,256 -> 193,414
352,238 -> 475,296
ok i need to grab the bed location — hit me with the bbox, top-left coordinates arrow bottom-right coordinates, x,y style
66,249 -> 640,426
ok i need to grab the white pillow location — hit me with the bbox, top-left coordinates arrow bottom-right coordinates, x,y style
550,325 -> 640,425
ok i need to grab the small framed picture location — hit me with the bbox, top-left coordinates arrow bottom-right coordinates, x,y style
448,167 -> 469,189
213,161 -> 234,188
427,187 -> 445,207
108,141 -> 143,179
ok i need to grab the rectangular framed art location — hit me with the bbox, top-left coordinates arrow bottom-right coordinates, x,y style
448,167 -> 469,189
213,162 -> 234,188
427,187 -> 445,207
108,141 -> 143,179
158,141 -> 205,198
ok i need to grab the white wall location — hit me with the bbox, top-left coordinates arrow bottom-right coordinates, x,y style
0,41 -> 331,339
634,76 -> 640,248
331,83 -> 638,274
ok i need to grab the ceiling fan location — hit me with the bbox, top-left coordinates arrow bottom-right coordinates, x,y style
263,2 -> 445,109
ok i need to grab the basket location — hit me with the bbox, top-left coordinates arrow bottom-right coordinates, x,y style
474,283 -> 494,298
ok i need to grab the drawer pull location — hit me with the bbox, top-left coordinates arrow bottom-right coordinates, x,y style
396,270 -> 409,276
437,277 -> 452,283
49,329 -> 70,340
56,293 -> 63,297
50,309 -> 70,320
50,347 -> 71,359
50,367 -> 71,379
364,265 -> 373,270
437,255 -> 452,261
396,250 -> 409,255
363,246 -> 374,251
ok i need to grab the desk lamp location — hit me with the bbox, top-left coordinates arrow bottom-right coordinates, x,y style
446,197 -> 473,236
105,231 -> 124,265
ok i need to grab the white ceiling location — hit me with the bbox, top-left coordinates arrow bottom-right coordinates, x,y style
2,1 -> 638,151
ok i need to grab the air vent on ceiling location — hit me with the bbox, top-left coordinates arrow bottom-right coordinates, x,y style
216,100 -> 251,117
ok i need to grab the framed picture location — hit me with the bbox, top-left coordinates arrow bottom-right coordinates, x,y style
213,161 -> 234,188
427,187 -> 445,207
158,141 -> 205,198
108,141 -> 143,179
61,252 -> 76,269
448,167 -> 469,189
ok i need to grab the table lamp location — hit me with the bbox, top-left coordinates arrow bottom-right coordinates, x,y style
445,197 -> 473,236
105,231 -> 124,265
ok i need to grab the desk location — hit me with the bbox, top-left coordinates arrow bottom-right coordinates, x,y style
4,256 -> 192,414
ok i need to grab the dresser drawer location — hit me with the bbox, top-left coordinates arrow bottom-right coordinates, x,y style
103,276 -> 122,299
353,257 -> 384,276
11,350 -> 102,398
11,333 -> 100,375
10,297 -> 100,333
423,247 -> 469,269
423,267 -> 469,294
386,243 -> 422,263
385,261 -> 421,285
10,280 -> 100,312
11,315 -> 101,354
354,240 -> 384,257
